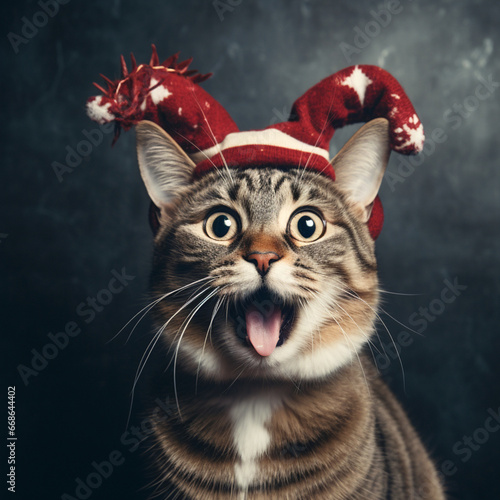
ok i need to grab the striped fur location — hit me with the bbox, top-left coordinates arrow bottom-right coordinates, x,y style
142,162 -> 445,498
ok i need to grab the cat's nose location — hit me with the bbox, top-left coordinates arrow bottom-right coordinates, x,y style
245,252 -> 281,276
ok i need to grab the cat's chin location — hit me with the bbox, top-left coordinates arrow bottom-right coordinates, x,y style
229,288 -> 297,357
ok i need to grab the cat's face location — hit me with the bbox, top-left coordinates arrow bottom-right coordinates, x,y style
138,119 -> 390,382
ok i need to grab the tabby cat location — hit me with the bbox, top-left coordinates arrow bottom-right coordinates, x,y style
133,118 -> 446,499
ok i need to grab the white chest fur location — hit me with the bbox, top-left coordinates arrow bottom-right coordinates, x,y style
230,392 -> 282,495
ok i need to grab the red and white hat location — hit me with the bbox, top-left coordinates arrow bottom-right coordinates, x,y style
87,45 -> 424,239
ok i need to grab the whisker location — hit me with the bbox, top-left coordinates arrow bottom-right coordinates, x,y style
221,364 -> 248,394
333,299 -> 383,356
109,294 -> 167,345
129,281 -> 216,397
333,315 -> 370,393
377,304 -> 425,338
172,129 -> 219,171
127,284 -> 215,427
172,287 -> 221,419
328,292 -> 382,351
126,327 -> 164,428
108,276 -> 214,344
128,278 -> 216,344
327,282 -> 387,356
310,289 -> 370,391
296,85 -> 339,183
188,87 -> 234,184
195,294 -> 225,393
338,285 -> 407,390
377,288 -> 423,297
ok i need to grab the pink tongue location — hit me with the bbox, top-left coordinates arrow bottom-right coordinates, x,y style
245,306 -> 282,357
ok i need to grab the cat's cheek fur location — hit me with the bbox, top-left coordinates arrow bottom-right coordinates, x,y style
261,260 -> 307,299
283,334 -> 364,380
212,260 -> 261,296
266,297 -> 368,380
170,336 -> 224,378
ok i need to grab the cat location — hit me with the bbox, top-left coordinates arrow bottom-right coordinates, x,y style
85,49 -> 444,498
132,118 -> 446,499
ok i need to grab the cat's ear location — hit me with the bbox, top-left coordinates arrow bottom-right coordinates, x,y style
136,120 -> 196,211
330,118 -> 391,222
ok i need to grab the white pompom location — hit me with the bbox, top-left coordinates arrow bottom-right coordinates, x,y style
86,96 -> 115,124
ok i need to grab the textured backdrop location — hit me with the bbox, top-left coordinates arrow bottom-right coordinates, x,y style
2,0 -> 499,499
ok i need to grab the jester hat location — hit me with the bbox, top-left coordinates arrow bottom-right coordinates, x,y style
86,46 -> 424,239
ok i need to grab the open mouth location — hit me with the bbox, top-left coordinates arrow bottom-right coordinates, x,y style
230,288 -> 296,357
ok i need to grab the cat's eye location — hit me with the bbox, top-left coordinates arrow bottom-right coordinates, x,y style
288,209 -> 326,243
204,210 -> 239,241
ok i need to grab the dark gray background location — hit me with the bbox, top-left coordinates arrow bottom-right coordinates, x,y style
2,0 -> 499,499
